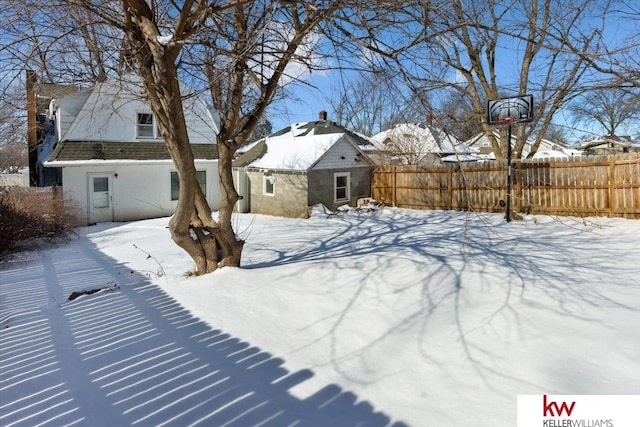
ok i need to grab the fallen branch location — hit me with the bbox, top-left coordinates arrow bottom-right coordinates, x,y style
68,282 -> 120,301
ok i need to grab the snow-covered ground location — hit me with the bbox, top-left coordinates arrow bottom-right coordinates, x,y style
2,208 -> 639,426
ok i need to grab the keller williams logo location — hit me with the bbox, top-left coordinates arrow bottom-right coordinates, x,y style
544,395 -> 576,417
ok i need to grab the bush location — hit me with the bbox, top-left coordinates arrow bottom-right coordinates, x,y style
0,187 -> 78,261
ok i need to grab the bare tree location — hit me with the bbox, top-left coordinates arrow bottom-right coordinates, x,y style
340,0 -> 626,159
542,123 -> 570,146
34,0 -> 352,274
325,70 -> 417,136
437,91 -> 483,142
0,128 -> 27,173
322,0 -> 640,157
426,0 -> 614,158
247,119 -> 273,143
569,88 -> 640,138
1,0 -> 128,84
0,141 -> 27,173
0,85 -> 27,173
2,0 -> 401,274
566,4 -> 640,90
1,0 -> 133,183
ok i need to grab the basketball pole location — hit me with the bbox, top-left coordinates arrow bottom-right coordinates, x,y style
488,95 -> 533,223
506,122 -> 512,222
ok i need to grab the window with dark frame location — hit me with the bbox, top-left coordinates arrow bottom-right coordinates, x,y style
171,171 -> 207,201
334,172 -> 350,201
137,113 -> 155,138
264,175 -> 275,196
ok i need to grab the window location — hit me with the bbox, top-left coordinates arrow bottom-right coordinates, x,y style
92,177 -> 110,208
137,113 -> 154,138
334,172 -> 350,202
263,175 -> 275,196
137,113 -> 160,139
171,171 -> 207,201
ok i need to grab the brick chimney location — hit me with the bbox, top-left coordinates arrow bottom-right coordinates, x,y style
426,112 -> 434,126
26,70 -> 38,186
319,110 -> 327,121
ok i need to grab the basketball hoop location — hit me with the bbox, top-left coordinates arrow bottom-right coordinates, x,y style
496,116 -> 516,126
486,95 -> 534,223
487,95 -> 534,126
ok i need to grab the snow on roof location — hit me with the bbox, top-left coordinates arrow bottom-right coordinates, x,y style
441,154 -> 480,163
461,132 -> 585,158
581,136 -> 640,149
532,150 -> 569,159
36,132 -> 58,167
370,123 -> 470,155
462,130 -> 531,157
247,122 -> 346,171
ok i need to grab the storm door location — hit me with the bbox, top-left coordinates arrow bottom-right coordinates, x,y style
88,173 -> 114,223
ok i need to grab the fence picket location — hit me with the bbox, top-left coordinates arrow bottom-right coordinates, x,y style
371,153 -> 640,219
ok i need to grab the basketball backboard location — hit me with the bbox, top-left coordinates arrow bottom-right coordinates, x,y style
487,95 -> 534,125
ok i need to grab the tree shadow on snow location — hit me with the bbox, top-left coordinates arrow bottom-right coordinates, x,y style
242,209 -> 640,392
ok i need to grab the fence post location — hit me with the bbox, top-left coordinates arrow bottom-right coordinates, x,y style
515,161 -> 524,213
608,156 -> 616,218
392,166 -> 397,207
447,168 -> 453,210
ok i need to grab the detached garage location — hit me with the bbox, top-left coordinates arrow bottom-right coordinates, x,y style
233,118 -> 374,218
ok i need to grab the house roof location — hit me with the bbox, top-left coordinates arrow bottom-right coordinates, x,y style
46,141 -> 218,164
35,82 -> 83,114
461,131 -> 580,158
52,74 -> 218,143
269,120 -> 373,146
580,136 -> 639,149
532,150 -> 569,159
370,123 -> 465,155
234,121 -> 372,171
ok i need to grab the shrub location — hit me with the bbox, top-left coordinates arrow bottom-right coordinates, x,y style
0,187 -> 78,261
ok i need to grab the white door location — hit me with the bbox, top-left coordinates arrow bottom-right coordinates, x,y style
88,173 -> 114,224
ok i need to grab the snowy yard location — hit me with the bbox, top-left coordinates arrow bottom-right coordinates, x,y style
1,208 -> 639,426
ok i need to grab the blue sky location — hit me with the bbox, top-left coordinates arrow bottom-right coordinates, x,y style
267,4 -> 640,142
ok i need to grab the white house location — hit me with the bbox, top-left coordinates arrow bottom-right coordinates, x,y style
579,136 -> 640,155
42,75 -> 220,224
233,117 -> 375,218
369,123 -> 474,165
462,130 -> 581,159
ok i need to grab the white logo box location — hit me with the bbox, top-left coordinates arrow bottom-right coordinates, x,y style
517,395 -> 640,427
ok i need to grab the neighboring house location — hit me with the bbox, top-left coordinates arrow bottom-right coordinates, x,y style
26,69 -> 83,186
462,131 -> 581,159
534,138 -> 582,157
0,169 -> 30,187
532,150 -> 569,159
41,74 -> 220,225
579,136 -> 640,156
369,123 -> 473,165
233,116 -> 375,218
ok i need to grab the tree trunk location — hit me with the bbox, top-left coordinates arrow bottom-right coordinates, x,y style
214,137 -> 244,267
165,130 -> 244,274
118,0 -> 247,275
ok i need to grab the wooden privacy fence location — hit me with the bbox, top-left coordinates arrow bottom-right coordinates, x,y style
371,153 -> 640,219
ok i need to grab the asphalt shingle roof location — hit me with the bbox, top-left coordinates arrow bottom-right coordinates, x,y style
270,120 -> 373,147
48,141 -> 219,162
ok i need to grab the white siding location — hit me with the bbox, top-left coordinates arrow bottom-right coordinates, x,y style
314,138 -> 370,170
55,91 -> 91,140
59,78 -> 217,144
62,161 -> 220,224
